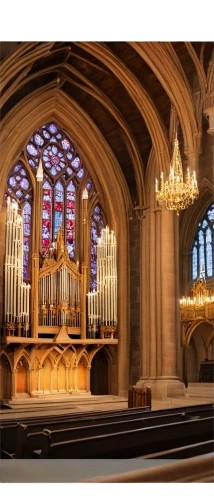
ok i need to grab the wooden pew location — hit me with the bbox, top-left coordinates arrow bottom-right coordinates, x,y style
137,439 -> 214,460
1,403 -> 213,456
0,405 -> 151,426
0,407 -> 148,458
35,416 -> 214,459
16,405 -> 214,458
16,411 -> 188,458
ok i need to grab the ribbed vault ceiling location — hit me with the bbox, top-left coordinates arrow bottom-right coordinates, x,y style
0,41 -> 213,207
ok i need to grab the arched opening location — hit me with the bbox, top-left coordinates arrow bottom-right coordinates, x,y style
0,355 -> 12,399
77,356 -> 87,391
90,349 -> 108,395
16,357 -> 28,394
58,360 -> 66,391
41,357 -> 52,392
187,322 -> 214,383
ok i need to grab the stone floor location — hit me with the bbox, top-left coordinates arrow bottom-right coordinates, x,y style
0,388 -> 213,420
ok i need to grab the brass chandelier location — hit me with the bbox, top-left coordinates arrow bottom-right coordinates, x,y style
155,137 -> 199,215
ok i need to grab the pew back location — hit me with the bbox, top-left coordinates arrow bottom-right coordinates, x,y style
39,416 -> 214,459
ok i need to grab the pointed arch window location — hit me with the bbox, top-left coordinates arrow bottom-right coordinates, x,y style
90,204 -> 104,290
27,122 -> 84,258
5,162 -> 32,281
191,203 -> 214,280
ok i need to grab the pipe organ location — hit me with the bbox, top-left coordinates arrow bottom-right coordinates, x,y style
3,196 -> 117,340
39,265 -> 81,327
87,226 -> 117,338
4,197 -> 30,336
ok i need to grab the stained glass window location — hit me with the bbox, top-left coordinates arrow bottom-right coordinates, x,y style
23,202 -> 31,280
191,203 -> 214,280
6,163 -> 32,280
90,204 -> 104,290
54,181 -> 64,239
27,122 -> 87,259
66,180 -> 76,258
42,179 -> 52,257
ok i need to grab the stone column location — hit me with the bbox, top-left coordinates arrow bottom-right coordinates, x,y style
0,204 -> 7,326
152,208 -> 184,397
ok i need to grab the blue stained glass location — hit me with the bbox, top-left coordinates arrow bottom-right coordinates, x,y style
50,137 -> 57,143
54,212 -> 63,237
20,169 -> 26,176
71,156 -> 80,169
23,202 -> 31,280
14,165 -> 21,172
86,180 -> 92,191
67,152 -> 73,160
9,177 -> 17,188
48,123 -> 58,134
199,231 -> 205,271
192,246 -> 197,280
16,190 -> 22,198
67,167 -> 73,176
207,204 -> 214,221
34,134 -> 44,146
60,162 -> 65,168
50,167 -> 57,176
202,220 -> 208,229
20,178 -> 29,190
206,228 -> 212,277
28,159 -> 35,167
27,143 -> 38,156
43,130 -> 50,139
77,168 -> 84,178
56,134 -> 62,139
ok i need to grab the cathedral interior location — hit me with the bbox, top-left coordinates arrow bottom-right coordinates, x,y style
0,41 -> 214,405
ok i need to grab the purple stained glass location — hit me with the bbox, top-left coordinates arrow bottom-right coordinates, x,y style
29,159 -> 35,167
27,143 -> 38,156
77,168 -> 84,178
16,176 -> 21,181
50,167 -> 57,176
207,204 -> 214,221
16,190 -> 22,198
67,167 -> 73,176
71,156 -> 80,169
56,134 -> 62,139
43,130 -> 50,139
48,123 -> 58,134
23,202 -> 31,280
20,178 -> 29,190
20,169 -> 26,176
14,165 -> 21,172
67,152 -> 73,160
86,181 -> 92,191
42,182 -> 52,255
61,138 -> 71,150
34,134 -> 44,146
9,177 -> 17,188
90,204 -> 104,290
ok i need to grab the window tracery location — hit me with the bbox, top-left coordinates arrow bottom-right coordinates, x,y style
192,203 -> 214,280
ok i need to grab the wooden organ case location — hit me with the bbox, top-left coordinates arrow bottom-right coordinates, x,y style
0,194 -> 118,400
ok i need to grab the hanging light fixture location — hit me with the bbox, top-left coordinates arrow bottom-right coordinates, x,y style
155,137 -> 199,215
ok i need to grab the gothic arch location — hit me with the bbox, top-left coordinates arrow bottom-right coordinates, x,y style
186,319 -> 214,346
0,351 -> 13,372
14,351 -> 31,371
180,177 -> 214,256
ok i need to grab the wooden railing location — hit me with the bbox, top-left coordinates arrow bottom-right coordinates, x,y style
128,386 -> 151,409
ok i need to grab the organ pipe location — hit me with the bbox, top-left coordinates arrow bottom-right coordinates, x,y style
4,197 -> 31,331
87,226 -> 117,329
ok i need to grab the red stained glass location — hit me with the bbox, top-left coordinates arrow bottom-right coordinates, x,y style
42,180 -> 52,256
